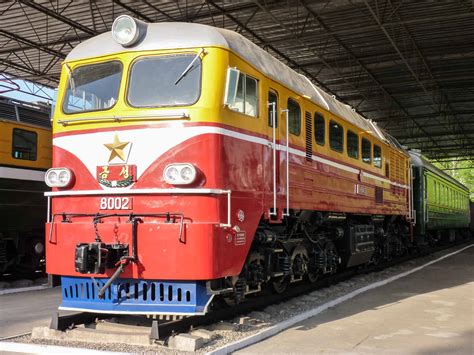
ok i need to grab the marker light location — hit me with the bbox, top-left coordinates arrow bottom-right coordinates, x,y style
45,168 -> 73,188
111,15 -> 146,47
163,164 -> 197,185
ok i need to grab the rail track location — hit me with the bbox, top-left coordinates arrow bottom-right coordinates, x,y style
43,237 -> 472,343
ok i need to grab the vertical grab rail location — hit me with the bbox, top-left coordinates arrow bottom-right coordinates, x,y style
424,175 -> 428,223
282,109 -> 290,217
409,164 -> 416,224
269,102 -> 277,216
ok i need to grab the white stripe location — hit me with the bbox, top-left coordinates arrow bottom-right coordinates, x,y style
189,127 -> 404,187
312,152 -> 360,174
0,166 -> 45,182
207,244 -> 474,355
54,126 -> 408,190
365,171 -> 390,184
45,187 -> 230,197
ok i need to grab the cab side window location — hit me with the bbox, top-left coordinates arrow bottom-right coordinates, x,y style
362,138 -> 372,164
229,74 -> 258,117
12,128 -> 37,161
288,99 -> 301,135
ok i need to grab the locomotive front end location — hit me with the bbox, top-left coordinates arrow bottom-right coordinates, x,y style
46,18 -> 257,316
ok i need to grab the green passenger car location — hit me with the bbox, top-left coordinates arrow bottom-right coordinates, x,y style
410,151 -> 470,241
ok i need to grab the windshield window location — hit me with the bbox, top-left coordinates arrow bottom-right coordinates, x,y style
62,61 -> 122,114
128,54 -> 201,107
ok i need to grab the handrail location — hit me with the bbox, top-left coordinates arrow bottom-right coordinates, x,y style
45,188 -> 232,228
269,101 -> 277,216
282,109 -> 290,217
409,163 -> 416,224
57,112 -> 190,126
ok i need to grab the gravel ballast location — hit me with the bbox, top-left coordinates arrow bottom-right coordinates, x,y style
3,243 -> 471,354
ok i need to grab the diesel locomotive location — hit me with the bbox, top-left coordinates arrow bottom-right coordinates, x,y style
45,16 -> 471,316
0,98 -> 51,274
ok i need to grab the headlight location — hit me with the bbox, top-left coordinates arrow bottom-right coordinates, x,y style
111,15 -> 146,47
45,168 -> 74,188
163,164 -> 197,185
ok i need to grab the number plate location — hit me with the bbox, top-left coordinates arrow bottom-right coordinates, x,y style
99,197 -> 133,210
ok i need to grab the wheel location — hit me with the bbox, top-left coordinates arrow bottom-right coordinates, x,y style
306,270 -> 319,283
290,245 -> 309,281
323,241 -> 339,274
272,277 -> 288,294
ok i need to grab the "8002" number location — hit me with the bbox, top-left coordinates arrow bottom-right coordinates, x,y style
99,197 -> 132,210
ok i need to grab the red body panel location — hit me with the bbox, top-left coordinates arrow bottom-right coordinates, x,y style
47,123 -> 408,280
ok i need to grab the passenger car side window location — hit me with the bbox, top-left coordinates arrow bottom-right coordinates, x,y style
229,73 -> 258,117
362,138 -> 372,164
287,99 -> 301,135
314,113 -> 325,146
12,128 -> 37,161
347,130 -> 359,159
329,120 -> 343,152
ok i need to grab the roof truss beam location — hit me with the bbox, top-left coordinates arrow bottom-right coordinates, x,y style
17,0 -> 97,35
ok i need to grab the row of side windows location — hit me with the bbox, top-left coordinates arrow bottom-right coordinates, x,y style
319,116 -> 382,168
433,181 -> 468,210
233,81 -> 383,169
276,94 -> 382,169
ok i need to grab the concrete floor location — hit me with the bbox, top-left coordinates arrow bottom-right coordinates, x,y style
0,287 -> 62,338
237,247 -> 474,355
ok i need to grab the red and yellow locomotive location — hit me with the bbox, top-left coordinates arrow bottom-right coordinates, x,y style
46,16 -> 413,315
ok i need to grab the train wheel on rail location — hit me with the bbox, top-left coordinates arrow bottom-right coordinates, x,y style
272,277 -> 288,294
306,244 -> 320,283
290,245 -> 309,282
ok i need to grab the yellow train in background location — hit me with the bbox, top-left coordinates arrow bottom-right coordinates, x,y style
0,97 -> 51,275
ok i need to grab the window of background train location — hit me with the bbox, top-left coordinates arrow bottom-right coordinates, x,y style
229,73 -> 258,117
287,99 -> 301,135
268,91 -> 278,127
373,144 -> 382,168
12,128 -> 37,161
347,130 -> 359,159
361,138 -> 372,164
314,113 -> 325,146
329,120 -> 343,152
